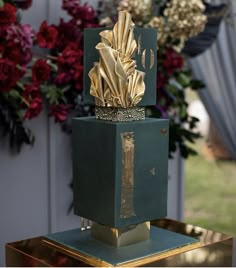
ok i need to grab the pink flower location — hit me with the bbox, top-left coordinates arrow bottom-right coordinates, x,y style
6,24 -> 35,50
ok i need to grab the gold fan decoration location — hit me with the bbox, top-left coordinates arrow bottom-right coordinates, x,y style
89,11 -> 145,108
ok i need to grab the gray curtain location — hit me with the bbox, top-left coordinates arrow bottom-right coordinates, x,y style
189,1 -> 236,159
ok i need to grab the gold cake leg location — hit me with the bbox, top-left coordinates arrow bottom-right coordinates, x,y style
91,221 -> 150,247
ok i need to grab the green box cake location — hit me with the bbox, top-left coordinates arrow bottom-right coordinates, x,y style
72,117 -> 169,228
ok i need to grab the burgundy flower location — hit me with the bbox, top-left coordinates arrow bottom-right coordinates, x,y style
54,72 -> 71,86
73,63 -> 83,90
21,83 -> 41,110
0,58 -> 22,92
62,0 -> 95,24
56,44 -> 83,89
55,19 -> 81,51
32,59 -> 50,83
79,3 -> 95,21
49,104 -> 71,122
1,42 -> 21,64
157,72 -> 168,90
164,48 -> 184,75
24,97 -> 43,120
0,3 -> 17,28
23,84 -> 40,99
58,44 -> 83,68
36,21 -> 58,49
62,0 -> 80,12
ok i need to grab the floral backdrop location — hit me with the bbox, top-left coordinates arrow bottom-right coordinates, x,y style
0,0 -> 222,158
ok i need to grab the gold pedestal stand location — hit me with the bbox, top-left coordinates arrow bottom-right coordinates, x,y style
5,219 -> 234,267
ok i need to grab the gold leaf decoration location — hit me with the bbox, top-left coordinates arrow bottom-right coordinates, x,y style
89,11 -> 145,108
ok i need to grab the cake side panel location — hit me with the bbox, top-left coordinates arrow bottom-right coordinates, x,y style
133,119 -> 169,220
72,118 -> 116,225
114,119 -> 169,227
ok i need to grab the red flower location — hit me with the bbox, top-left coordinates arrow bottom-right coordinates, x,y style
54,72 -> 71,85
49,104 -> 71,122
22,84 -> 40,103
56,44 -> 83,89
0,58 -> 23,92
73,3 -> 95,22
55,19 -> 81,51
2,42 -> 22,64
0,3 -> 17,28
36,21 -> 58,49
32,59 -> 50,83
24,97 -> 43,120
58,44 -> 83,68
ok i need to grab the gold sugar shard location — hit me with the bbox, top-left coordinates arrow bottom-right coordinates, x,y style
89,11 -> 145,108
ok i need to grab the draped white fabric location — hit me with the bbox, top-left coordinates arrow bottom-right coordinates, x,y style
189,0 -> 236,159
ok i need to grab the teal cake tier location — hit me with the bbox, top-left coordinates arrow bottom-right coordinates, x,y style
72,117 -> 169,228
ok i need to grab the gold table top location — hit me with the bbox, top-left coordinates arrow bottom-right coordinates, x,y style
5,218 -> 234,267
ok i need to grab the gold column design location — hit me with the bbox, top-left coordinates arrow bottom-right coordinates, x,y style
120,132 -> 136,218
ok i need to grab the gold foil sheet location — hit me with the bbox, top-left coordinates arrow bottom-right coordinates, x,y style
89,11 -> 145,108
120,132 -> 135,218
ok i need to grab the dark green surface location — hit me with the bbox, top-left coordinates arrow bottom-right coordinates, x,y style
83,27 -> 157,106
45,226 -> 198,266
72,117 -> 169,228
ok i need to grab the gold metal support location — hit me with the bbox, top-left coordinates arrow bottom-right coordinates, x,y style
91,222 -> 150,247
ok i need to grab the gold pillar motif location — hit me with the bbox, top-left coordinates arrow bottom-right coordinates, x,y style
120,132 -> 136,218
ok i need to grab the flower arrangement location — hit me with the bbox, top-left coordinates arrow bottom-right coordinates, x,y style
0,0 -> 211,157
97,0 -> 207,157
0,0 -> 96,151
29,0 -> 98,123
0,0 -> 35,150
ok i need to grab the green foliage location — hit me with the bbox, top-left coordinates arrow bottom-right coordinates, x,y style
41,85 -> 67,105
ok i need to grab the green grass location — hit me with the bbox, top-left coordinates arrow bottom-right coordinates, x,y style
185,139 -> 236,236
